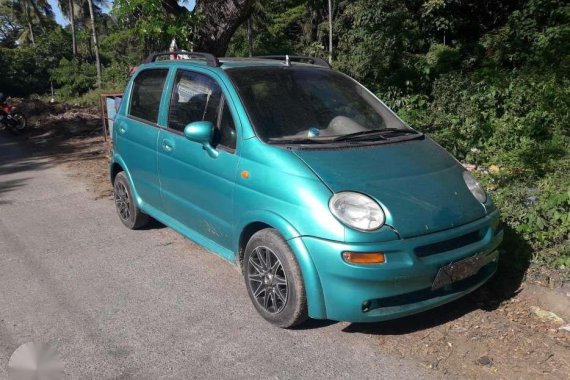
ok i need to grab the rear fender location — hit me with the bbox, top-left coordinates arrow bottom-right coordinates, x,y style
110,154 -> 143,208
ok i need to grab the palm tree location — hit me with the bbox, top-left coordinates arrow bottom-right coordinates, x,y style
0,1 -> 23,47
74,0 -> 105,57
9,0 -> 53,46
85,0 -> 101,87
57,0 -> 78,56
244,0 -> 266,57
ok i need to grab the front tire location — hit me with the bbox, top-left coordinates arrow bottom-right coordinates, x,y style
243,229 -> 308,328
8,112 -> 27,134
113,172 -> 149,229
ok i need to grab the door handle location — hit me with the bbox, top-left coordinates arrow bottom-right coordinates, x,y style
161,140 -> 174,152
118,125 -> 127,134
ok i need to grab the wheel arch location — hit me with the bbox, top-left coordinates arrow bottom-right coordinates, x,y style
109,156 -> 142,208
110,161 -> 124,184
236,211 -> 327,319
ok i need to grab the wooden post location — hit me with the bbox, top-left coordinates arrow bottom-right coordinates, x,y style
99,93 -> 124,143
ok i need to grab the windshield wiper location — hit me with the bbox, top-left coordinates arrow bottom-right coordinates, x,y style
266,137 -> 336,144
267,128 -> 421,145
332,128 -> 420,142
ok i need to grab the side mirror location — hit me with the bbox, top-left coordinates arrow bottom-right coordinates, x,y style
183,121 -> 219,158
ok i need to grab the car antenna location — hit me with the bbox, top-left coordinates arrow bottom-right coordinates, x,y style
285,54 -> 291,66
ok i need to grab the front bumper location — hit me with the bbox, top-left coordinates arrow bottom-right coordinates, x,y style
300,210 -> 503,323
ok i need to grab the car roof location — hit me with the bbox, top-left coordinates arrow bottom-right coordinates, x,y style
138,52 -> 330,72
220,58 -> 321,69
140,58 -> 322,70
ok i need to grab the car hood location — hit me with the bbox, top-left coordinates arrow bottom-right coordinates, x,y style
293,138 -> 486,238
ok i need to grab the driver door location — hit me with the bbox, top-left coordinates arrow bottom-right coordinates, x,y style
157,69 -> 239,255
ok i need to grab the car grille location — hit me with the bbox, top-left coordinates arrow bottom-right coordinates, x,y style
414,230 -> 482,258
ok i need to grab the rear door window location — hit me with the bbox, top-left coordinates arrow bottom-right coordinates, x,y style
129,69 -> 169,124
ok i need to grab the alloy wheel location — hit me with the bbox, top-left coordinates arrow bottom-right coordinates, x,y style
247,246 -> 288,314
114,181 -> 131,221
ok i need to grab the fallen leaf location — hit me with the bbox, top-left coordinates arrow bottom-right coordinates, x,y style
477,356 -> 493,367
530,306 -> 565,324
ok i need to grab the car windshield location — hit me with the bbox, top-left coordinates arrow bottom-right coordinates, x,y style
226,66 -> 413,143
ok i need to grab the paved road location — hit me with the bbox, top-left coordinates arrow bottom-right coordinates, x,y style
0,134 -> 431,379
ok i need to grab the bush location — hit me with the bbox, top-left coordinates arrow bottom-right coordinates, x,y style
0,48 -> 49,96
425,44 -> 462,75
50,58 -> 97,98
396,69 -> 570,274
0,28 -> 72,97
102,62 -> 130,91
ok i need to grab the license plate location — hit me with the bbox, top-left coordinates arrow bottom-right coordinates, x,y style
431,253 -> 488,291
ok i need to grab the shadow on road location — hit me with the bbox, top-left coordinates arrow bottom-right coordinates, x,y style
138,218 -> 167,230
0,133 -> 54,204
0,178 -> 30,205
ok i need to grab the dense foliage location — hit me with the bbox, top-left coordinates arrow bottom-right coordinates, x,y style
0,0 -> 568,274
228,0 -> 570,274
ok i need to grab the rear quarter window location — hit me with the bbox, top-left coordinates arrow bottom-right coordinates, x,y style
129,69 -> 169,124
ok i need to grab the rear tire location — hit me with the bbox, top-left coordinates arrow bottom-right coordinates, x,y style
243,229 -> 308,328
113,172 -> 149,229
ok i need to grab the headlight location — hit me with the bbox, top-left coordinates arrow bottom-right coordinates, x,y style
329,192 -> 385,231
462,171 -> 487,203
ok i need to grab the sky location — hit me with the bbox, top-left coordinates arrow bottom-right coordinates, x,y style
47,0 -> 197,26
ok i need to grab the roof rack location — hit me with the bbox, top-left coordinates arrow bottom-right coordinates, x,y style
255,55 -> 331,68
145,51 -> 220,67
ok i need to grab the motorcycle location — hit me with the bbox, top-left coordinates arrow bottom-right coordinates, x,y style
0,96 -> 27,134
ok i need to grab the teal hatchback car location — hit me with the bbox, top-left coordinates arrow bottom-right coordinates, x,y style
111,52 -> 503,328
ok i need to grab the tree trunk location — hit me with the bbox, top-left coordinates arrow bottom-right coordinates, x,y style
328,0 -> 333,64
86,0 -> 101,88
159,0 -> 256,56
27,22 -> 35,46
69,0 -> 77,56
247,17 -> 253,57
24,4 -> 35,47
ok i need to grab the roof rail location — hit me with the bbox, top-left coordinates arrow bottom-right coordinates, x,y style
255,55 -> 331,68
145,51 -> 220,67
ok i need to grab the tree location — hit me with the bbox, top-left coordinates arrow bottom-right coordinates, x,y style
161,0 -> 257,56
73,0 -> 106,58
86,0 -> 101,87
68,0 -> 76,55
244,0 -> 266,57
57,0 -> 78,55
0,1 -> 23,48
5,0 -> 54,46
327,0 -> 332,63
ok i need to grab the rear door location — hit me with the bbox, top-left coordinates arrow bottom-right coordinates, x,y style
157,68 -> 239,253
114,68 -> 169,211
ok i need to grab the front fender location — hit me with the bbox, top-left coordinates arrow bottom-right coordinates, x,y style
236,210 -> 301,243
235,210 -> 327,319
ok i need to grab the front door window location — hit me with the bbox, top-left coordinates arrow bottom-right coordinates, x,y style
167,70 -> 236,150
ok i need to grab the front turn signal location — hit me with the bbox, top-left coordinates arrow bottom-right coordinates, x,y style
342,252 -> 385,264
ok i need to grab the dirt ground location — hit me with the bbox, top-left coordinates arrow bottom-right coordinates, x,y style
11,100 -> 570,379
